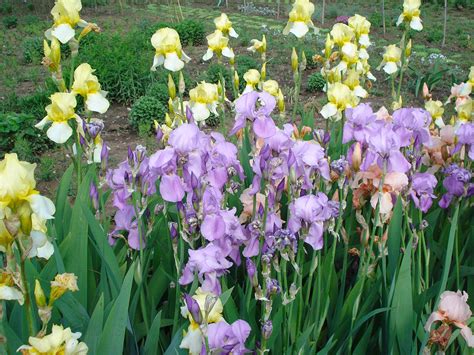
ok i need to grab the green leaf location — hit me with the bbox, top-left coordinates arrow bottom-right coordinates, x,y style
54,164 -> 74,241
164,323 -> 186,355
84,294 -> 105,354
388,197 -> 403,281
144,311 -> 163,355
392,236 -> 414,354
97,263 -> 135,354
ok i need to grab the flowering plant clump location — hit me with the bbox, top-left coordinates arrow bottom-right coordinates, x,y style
2,1 -> 473,354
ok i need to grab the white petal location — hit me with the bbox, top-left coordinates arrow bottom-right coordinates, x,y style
209,103 -> 218,116
359,48 -> 369,60
44,28 -> 52,40
86,93 -> 110,114
367,71 -> 377,81
47,122 -> 73,144
35,117 -> 50,130
179,327 -> 202,355
359,35 -> 371,47
29,231 -> 54,260
410,17 -> 423,31
396,14 -> 404,27
342,43 -> 357,58
229,28 -> 239,38
191,103 -> 210,122
242,85 -> 255,94
289,22 -> 309,38
51,24 -> 75,44
320,103 -> 338,119
93,144 -> 102,163
202,49 -> 214,61
0,285 -> 24,305
383,62 -> 398,75
164,52 -> 185,72
28,195 -> 55,220
435,117 -> 445,128
182,51 -> 191,63
354,86 -> 368,98
222,47 -> 234,58
151,54 -> 164,71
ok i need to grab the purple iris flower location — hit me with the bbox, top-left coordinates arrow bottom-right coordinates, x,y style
288,193 -> 337,250
454,123 -> 474,160
109,205 -> 144,250
292,140 -> 330,188
410,172 -> 437,212
184,294 -> 202,324
205,319 -> 251,355
230,91 -> 277,139
343,103 -> 376,144
363,122 -> 411,173
439,164 -> 473,208
179,243 -> 233,295
392,108 -> 431,148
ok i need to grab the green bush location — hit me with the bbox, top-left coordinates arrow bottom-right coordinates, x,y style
38,156 -> 56,181
206,63 -> 232,86
175,20 -> 206,46
22,36 -> 43,64
146,82 -> 169,106
307,72 -> 326,92
78,31 -> 152,104
3,16 -> 17,29
0,113 -> 52,158
205,113 -> 220,127
0,3 -> 12,14
129,96 -> 167,133
426,28 -> 444,43
368,12 -> 383,28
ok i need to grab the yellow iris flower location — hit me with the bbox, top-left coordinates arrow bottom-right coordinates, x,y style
348,14 -> 371,47
36,92 -> 78,144
320,82 -> 357,120
189,82 -> 219,122
330,23 -> 355,47
72,63 -> 110,114
214,13 -> 238,38
262,80 -> 280,97
283,0 -> 316,38
243,69 -> 261,94
203,30 -> 234,61
344,70 -> 368,98
0,154 -> 55,258
247,35 -> 266,55
48,0 -> 86,44
151,28 -> 191,72
397,0 -> 423,31
425,100 -> 445,127
17,324 -> 88,354
378,44 -> 402,75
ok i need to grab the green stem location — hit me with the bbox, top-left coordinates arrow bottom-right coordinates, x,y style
18,248 -> 35,336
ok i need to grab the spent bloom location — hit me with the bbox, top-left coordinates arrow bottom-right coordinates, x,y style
397,0 -> 423,31
214,13 -> 238,38
151,27 -> 191,72
189,82 -> 219,122
0,271 -> 24,305
49,273 -> 79,304
379,44 -> 402,75
425,291 -> 474,348
283,0 -> 316,38
17,324 -> 88,354
0,154 -> 55,259
203,30 -> 234,61
47,0 -> 86,44
36,92 -> 78,144
247,35 -> 266,56
43,38 -> 61,72
72,63 -> 110,114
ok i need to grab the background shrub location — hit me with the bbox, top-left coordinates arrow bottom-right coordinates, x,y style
22,36 -> 43,64
175,20 -> 206,46
3,15 -> 17,29
0,113 -> 52,158
307,72 -> 326,92
129,96 -> 167,133
146,82 -> 169,106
